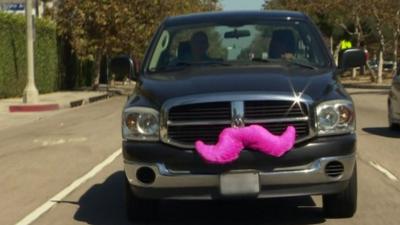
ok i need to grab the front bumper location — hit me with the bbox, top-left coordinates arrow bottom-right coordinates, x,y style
124,134 -> 356,199
125,154 -> 356,199
123,135 -> 356,172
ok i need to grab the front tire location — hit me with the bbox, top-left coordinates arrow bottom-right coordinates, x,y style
323,164 -> 357,218
124,176 -> 159,222
388,102 -> 400,130
389,122 -> 400,130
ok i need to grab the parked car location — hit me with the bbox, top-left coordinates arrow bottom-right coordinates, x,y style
389,68 -> 400,129
368,59 -> 395,71
110,11 -> 365,222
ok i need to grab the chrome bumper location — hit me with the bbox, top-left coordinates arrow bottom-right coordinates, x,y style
124,154 -> 356,198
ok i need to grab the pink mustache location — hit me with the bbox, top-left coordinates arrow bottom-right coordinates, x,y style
195,125 -> 296,164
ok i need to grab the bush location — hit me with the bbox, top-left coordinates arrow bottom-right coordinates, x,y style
0,12 -> 59,98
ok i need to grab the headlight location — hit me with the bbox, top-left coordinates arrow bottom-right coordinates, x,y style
122,107 -> 159,141
316,100 -> 355,136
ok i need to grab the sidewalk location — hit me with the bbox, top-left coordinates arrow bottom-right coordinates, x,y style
342,81 -> 391,89
1,91 -> 110,112
341,77 -> 392,89
0,91 -> 111,131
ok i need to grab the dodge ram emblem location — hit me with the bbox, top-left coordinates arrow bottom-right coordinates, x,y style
232,116 -> 245,128
231,101 -> 245,128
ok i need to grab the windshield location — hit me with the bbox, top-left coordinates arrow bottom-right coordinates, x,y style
147,20 -> 330,72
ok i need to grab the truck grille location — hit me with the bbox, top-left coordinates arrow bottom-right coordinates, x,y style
168,124 -> 227,144
162,97 -> 312,148
245,100 -> 307,119
169,102 -> 231,121
168,121 -> 309,145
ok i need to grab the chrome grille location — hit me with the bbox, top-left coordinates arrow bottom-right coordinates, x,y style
169,102 -> 231,121
245,100 -> 308,119
253,121 -> 310,139
168,124 -> 227,144
162,94 -> 313,149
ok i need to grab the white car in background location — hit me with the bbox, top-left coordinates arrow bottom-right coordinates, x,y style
389,68 -> 400,129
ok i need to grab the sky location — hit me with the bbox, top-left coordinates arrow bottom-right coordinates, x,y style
221,0 -> 265,11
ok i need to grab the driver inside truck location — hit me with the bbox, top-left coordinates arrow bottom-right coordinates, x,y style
189,31 -> 211,62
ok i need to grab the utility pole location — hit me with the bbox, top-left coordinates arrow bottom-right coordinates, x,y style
23,0 -> 39,103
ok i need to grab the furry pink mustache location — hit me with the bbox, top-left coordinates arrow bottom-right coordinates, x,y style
195,125 -> 296,164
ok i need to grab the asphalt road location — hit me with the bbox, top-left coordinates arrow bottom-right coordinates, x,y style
0,90 -> 399,225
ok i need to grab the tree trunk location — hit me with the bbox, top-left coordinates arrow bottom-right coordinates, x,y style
378,50 -> 383,84
330,36 -> 333,54
394,10 -> 400,76
375,15 -> 385,84
355,15 -> 362,46
93,53 -> 102,90
394,37 -> 398,74
351,15 -> 361,80
334,43 -> 341,65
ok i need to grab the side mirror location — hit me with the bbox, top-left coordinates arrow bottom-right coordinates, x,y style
109,56 -> 136,81
340,49 -> 366,69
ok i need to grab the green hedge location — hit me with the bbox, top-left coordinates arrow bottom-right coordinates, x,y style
0,12 -> 59,98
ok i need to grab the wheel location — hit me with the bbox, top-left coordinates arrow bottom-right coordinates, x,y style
390,122 -> 400,130
124,176 -> 159,222
323,164 -> 357,218
388,102 -> 400,130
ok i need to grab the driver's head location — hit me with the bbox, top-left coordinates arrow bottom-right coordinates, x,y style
269,29 -> 295,59
190,31 -> 209,60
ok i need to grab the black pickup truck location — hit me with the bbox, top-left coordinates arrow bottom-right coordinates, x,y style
110,10 -> 366,221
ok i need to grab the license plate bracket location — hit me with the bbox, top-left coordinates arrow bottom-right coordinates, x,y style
219,172 -> 260,197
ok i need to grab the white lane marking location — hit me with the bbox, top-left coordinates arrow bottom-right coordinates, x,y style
15,148 -> 122,225
42,139 -> 66,146
369,161 -> 399,182
33,137 -> 88,146
68,137 -> 88,143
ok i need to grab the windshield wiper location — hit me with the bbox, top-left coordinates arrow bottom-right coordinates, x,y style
252,58 -> 317,70
186,61 -> 232,67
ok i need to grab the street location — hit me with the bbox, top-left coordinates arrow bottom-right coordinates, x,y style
1,89 -> 399,225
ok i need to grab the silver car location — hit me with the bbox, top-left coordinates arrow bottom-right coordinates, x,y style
389,68 -> 400,129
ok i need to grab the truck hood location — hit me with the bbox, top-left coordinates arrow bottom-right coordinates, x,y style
130,66 -> 345,108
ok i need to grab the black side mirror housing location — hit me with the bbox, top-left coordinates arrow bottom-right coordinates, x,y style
340,49 -> 366,69
109,56 -> 136,81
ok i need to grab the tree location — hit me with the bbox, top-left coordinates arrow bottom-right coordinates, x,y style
363,0 -> 400,83
383,0 -> 400,74
264,0 -> 369,50
56,0 -> 220,88
392,9 -> 400,73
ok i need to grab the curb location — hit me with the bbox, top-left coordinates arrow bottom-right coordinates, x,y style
343,83 -> 391,90
9,92 -> 113,113
67,93 -> 112,109
9,104 -> 60,113
107,87 -> 134,96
